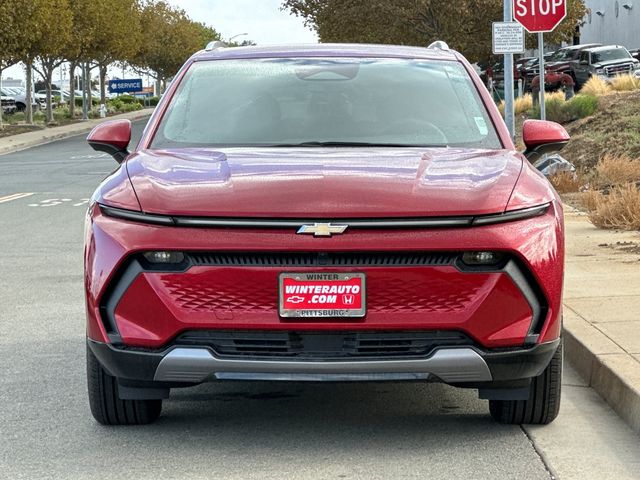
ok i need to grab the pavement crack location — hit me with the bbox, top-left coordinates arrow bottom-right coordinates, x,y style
520,425 -> 558,480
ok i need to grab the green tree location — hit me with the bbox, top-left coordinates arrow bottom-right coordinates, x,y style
32,0 -> 73,124
282,0 -> 587,63
65,0 -> 104,118
11,0 -> 73,124
0,0 -> 30,127
87,0 -> 142,104
132,1 -> 220,93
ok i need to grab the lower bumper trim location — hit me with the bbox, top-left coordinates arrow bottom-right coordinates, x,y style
152,347 -> 493,383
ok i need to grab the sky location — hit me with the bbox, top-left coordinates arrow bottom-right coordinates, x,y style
2,0 -> 317,83
167,0 -> 318,45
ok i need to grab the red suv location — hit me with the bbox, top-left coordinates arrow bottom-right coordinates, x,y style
85,42 -> 568,425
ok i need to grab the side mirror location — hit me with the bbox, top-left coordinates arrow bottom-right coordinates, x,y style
87,119 -> 132,163
579,60 -> 588,65
522,120 -> 570,163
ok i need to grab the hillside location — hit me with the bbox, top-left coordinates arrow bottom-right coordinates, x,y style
561,90 -> 640,170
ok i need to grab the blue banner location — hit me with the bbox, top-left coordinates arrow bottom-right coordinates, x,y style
108,79 -> 143,94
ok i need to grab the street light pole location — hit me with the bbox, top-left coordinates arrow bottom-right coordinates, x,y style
228,33 -> 248,43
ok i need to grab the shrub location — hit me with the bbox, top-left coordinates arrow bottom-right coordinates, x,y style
565,94 -> 598,119
581,76 -> 612,96
531,93 -> 598,123
74,96 -> 100,107
117,94 -> 143,105
610,74 -> 640,92
52,107 -> 71,121
9,112 -> 25,123
107,99 -> 123,111
121,102 -> 142,112
531,92 -> 568,122
514,94 -> 533,115
499,93 -> 534,117
593,154 -> 640,188
549,171 -> 582,193
544,94 -> 569,123
148,96 -> 160,107
586,184 -> 640,230
581,189 -> 600,211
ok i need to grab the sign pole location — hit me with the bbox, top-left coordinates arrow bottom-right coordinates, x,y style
503,0 -> 515,140
538,32 -> 546,120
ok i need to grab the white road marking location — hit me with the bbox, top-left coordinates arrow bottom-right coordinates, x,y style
70,153 -> 109,160
0,193 -> 35,204
28,197 -> 91,207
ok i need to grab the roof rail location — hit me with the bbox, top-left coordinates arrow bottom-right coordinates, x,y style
205,40 -> 227,51
428,41 -> 450,51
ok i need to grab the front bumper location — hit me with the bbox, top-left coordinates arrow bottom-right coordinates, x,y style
86,203 -> 564,350
88,337 -> 560,385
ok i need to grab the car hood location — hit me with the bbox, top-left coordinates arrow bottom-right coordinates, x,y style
125,147 -> 523,218
546,61 -> 571,70
593,59 -> 634,68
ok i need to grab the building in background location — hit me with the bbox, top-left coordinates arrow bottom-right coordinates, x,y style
579,0 -> 640,49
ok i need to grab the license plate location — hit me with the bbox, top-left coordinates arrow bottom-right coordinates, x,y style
279,273 -> 366,318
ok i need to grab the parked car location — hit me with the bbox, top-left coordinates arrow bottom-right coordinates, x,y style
572,45 -> 640,88
36,89 -> 70,102
544,43 -> 602,86
520,57 -> 541,89
1,95 -> 17,115
629,48 -> 640,62
2,87 -> 42,111
521,51 -> 565,91
84,42 -> 569,426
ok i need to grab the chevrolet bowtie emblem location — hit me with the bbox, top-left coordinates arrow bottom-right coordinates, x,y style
297,223 -> 348,237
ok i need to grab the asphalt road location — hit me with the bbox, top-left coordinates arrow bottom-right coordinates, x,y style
1,122 -> 639,480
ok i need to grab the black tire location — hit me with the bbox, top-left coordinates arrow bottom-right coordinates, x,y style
16,102 -> 26,112
86,346 -> 162,425
489,341 -> 562,425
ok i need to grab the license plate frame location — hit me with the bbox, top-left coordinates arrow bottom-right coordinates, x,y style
278,272 -> 366,318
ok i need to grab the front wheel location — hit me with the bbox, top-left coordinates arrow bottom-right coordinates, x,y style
86,346 -> 162,425
489,341 -> 562,425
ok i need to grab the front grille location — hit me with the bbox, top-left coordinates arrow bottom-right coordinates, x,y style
188,251 -> 458,267
172,330 -> 475,359
605,63 -> 634,77
1,99 -> 15,106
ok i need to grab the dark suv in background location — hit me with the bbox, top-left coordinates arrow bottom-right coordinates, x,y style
572,45 -> 640,88
545,44 -> 601,84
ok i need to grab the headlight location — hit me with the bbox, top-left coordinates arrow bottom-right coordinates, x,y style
595,68 -> 604,75
143,251 -> 185,264
461,252 -> 505,266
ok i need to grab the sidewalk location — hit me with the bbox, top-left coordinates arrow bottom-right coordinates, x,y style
0,108 -> 154,156
563,206 -> 640,433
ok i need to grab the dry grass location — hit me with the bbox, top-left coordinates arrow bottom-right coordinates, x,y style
581,189 -> 601,211
549,171 -> 581,193
587,184 -> 640,230
498,94 -> 534,116
544,91 -> 566,103
581,76 -> 612,96
579,155 -> 640,230
610,74 -> 640,92
514,94 -> 533,115
593,154 -> 640,188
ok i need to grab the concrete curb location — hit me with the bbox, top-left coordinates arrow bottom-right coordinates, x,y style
0,109 -> 153,156
564,320 -> 640,434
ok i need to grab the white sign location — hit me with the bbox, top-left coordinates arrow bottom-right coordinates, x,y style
492,22 -> 525,54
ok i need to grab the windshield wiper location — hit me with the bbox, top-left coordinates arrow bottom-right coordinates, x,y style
272,141 -> 443,148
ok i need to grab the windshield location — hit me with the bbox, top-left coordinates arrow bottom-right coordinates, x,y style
549,49 -> 573,62
592,48 -> 631,64
152,57 -> 500,149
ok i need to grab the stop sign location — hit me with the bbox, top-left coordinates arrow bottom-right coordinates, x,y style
513,0 -> 567,32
